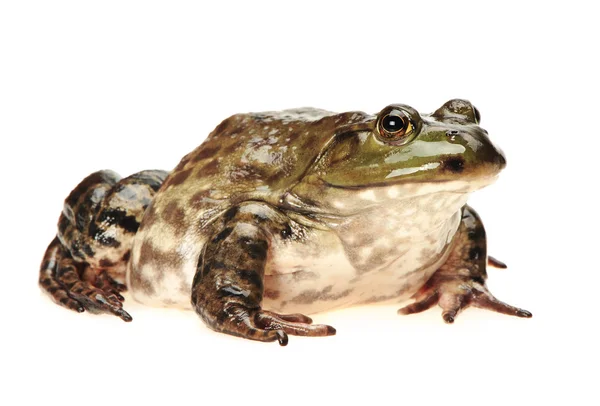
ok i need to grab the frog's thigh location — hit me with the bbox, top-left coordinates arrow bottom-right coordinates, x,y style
398,205 -> 532,322
191,202 -> 335,345
40,169 -> 167,321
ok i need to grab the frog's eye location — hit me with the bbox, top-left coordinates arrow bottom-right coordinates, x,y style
377,109 -> 414,143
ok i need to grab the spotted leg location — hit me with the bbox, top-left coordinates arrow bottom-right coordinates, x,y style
39,169 -> 167,320
398,205 -> 532,322
191,202 -> 336,346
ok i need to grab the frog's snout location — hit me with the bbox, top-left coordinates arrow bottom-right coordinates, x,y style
469,130 -> 507,175
443,128 -> 506,177
495,147 -> 507,168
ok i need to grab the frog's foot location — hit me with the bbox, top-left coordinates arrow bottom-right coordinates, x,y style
397,275 -> 532,323
398,206 -> 531,323
216,306 -> 335,346
39,238 -> 132,322
88,270 -> 127,302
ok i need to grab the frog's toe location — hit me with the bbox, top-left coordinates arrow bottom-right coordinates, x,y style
397,292 -> 439,316
216,306 -> 335,346
255,310 -> 336,338
468,288 -> 532,319
91,270 -> 127,301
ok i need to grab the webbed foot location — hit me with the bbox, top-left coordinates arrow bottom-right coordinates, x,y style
397,274 -> 532,323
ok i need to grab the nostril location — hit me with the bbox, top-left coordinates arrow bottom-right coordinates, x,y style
443,157 -> 465,173
446,130 -> 460,141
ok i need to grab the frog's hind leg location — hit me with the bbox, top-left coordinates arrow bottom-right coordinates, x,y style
39,169 -> 168,321
39,237 -> 132,320
39,237 -> 85,313
397,205 -> 532,323
191,202 -> 336,346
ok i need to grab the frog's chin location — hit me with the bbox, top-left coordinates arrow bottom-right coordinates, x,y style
401,175 -> 500,196
345,176 -> 499,204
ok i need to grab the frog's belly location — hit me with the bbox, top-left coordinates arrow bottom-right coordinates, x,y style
262,223 -> 457,315
129,211 -> 460,314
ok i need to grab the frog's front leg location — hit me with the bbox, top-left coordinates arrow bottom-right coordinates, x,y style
398,205 -> 532,322
191,203 -> 336,345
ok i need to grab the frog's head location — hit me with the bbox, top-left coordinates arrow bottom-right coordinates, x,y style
294,99 -> 506,214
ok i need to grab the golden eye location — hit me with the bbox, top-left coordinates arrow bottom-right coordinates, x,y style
378,109 -> 414,141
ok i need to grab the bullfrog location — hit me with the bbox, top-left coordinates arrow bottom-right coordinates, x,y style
39,99 -> 531,345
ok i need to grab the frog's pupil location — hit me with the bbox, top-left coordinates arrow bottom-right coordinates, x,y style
383,115 -> 404,133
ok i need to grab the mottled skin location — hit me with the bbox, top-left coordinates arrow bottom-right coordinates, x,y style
40,99 -> 531,345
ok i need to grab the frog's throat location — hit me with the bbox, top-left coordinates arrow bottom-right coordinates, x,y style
284,177 -> 497,221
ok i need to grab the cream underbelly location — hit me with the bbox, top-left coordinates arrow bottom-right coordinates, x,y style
261,212 -> 459,314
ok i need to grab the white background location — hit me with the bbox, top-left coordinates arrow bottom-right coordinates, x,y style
1,1 -> 598,405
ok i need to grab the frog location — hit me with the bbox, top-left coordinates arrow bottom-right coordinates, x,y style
39,99 -> 532,345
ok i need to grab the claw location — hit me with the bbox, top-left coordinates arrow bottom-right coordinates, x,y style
397,292 -> 439,315
487,256 -> 507,269
276,330 -> 288,346
442,311 -> 456,324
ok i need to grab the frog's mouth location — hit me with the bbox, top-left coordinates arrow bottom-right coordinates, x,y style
320,174 -> 500,194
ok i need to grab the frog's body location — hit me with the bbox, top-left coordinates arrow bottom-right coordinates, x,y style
40,100 -> 531,345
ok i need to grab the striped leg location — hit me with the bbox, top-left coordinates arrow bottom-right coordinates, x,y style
191,203 -> 335,346
39,168 -> 167,321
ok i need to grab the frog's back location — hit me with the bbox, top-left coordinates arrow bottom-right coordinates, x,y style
127,108 -> 367,307
166,108 -> 345,198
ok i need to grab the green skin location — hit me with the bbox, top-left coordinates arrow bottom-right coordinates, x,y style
39,99 -> 531,346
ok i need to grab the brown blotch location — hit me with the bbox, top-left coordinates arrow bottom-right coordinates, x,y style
140,202 -> 159,230
129,268 -> 156,295
189,190 -> 211,207
264,289 -> 280,300
164,168 -> 193,189
99,258 -> 115,268
211,118 -> 230,136
172,158 -> 190,172
224,142 -> 240,154
191,145 -> 221,163
161,201 -> 187,234
138,240 -> 183,278
122,250 -> 131,262
198,159 -> 219,176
